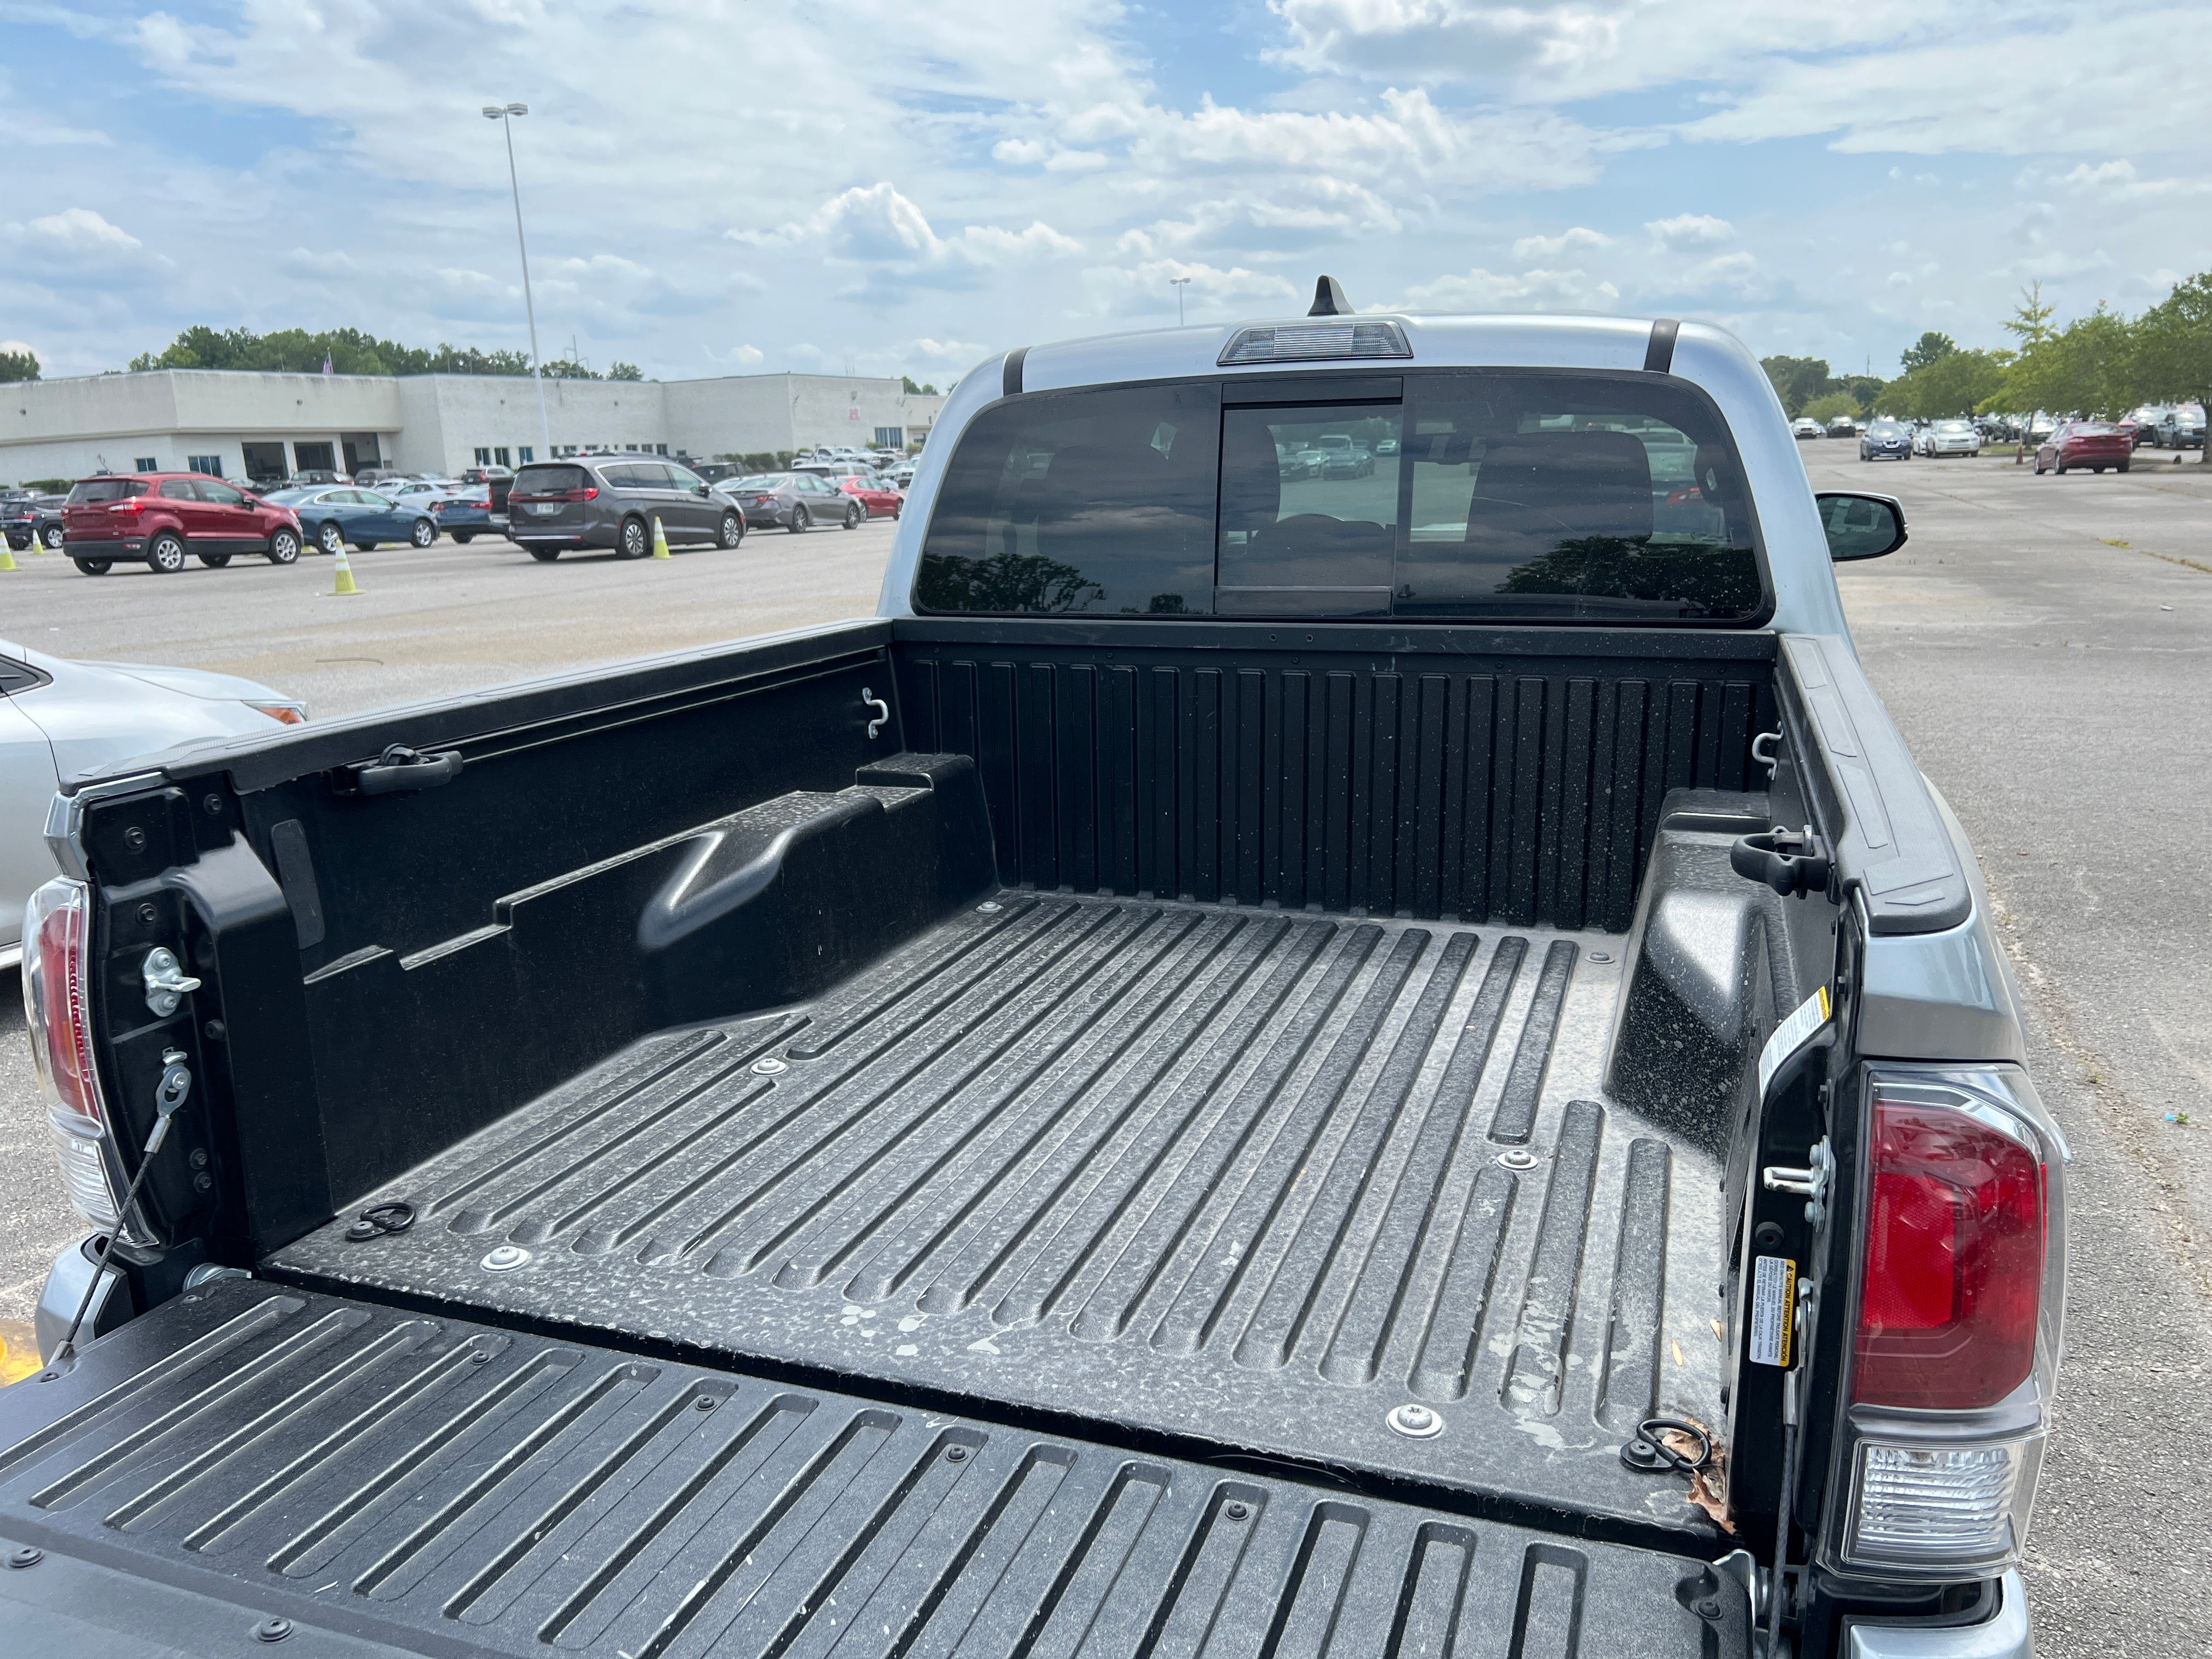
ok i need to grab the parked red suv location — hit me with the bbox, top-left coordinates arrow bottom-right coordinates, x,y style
2034,421 -> 2132,476
61,474 -> 306,575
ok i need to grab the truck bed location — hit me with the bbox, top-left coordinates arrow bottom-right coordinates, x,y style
0,1279 -> 1747,1659
269,890 -> 1728,1547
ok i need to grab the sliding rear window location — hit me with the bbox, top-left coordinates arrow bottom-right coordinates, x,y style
917,370 -> 1765,624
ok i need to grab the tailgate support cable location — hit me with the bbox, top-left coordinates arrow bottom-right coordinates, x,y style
1766,1284 -> 1814,1657
52,1052 -> 193,1368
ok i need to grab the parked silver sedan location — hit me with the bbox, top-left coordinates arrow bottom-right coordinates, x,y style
1918,418 -> 1983,458
0,640 -> 304,968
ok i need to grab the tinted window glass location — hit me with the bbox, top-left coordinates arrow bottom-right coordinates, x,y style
917,382 -> 1219,616
195,478 -> 246,506
514,464 -> 592,495
665,462 -> 704,489
1217,403 -> 1401,615
70,478 -> 149,504
159,479 -> 198,499
1392,374 -> 1760,622
737,475 -> 789,490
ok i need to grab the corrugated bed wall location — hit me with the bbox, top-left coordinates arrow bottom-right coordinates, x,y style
893,636 -> 1777,933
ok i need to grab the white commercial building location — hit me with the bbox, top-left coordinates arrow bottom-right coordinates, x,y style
0,368 -> 950,486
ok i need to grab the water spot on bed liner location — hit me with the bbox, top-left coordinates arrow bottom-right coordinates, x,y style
968,1336 -> 1002,1356
1512,1419 -> 1567,1451
896,1344 -> 918,1357
898,1316 -> 923,1333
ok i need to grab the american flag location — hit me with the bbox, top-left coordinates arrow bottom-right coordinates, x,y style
321,352 -> 333,376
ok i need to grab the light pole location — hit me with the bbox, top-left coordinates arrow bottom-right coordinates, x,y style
1170,275 -> 1190,326
482,103 -> 552,459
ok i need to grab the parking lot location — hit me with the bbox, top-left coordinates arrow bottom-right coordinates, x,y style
2,453 -> 2209,1652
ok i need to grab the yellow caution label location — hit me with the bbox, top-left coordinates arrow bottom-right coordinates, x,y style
1757,985 -> 1831,1096
1750,1255 -> 1797,1368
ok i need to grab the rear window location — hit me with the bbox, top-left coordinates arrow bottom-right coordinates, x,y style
512,464 -> 592,495
69,478 -> 148,504
915,372 -> 1764,624
736,475 -> 789,490
916,382 -> 1221,616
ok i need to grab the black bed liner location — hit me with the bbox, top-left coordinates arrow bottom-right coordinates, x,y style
0,1280 -> 1747,1659
271,891 -> 1728,1548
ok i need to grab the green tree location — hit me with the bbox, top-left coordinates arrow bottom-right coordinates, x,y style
1759,355 -> 1838,417
2129,272 -> 2212,410
1840,374 -> 1884,413
2000,307 -> 2134,419
608,361 -> 643,381
902,374 -> 940,396
2003,282 -> 2056,351
1899,331 -> 1959,374
1801,391 -> 1860,424
1878,348 -> 2010,419
0,348 -> 40,383
126,325 -> 546,379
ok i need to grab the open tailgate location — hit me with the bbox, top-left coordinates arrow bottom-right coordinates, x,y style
0,1281 -> 1748,1658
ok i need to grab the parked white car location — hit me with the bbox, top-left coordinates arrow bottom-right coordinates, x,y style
0,640 -> 304,968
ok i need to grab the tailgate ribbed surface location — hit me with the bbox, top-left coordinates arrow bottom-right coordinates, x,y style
272,893 -> 1725,1541
0,1282 -> 1745,1658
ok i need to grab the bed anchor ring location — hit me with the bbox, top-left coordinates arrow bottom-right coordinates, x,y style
346,1201 -> 416,1242
1621,1415 -> 1712,1476
861,686 -> 890,739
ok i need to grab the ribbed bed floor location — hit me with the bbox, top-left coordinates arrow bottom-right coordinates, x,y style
272,891 -> 1728,1542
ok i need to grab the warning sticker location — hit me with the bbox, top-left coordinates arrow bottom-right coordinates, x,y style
1749,1254 -> 1797,1368
1757,985 -> 1831,1096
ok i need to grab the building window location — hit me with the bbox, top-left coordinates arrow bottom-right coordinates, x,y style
187,454 -> 224,477
494,447 -> 511,467
134,456 -> 159,472
518,446 -> 534,464
873,427 -> 903,448
474,447 -> 492,466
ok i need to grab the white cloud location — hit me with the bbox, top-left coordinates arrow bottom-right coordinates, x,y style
1513,227 -> 1611,261
1391,266 -> 1620,313
729,343 -> 764,365
22,207 -> 141,256
736,183 -> 1079,292
1646,213 -> 1734,247
1081,258 -> 1299,320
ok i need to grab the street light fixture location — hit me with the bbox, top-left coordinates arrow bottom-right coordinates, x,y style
1170,275 -> 1191,326
482,101 -> 551,459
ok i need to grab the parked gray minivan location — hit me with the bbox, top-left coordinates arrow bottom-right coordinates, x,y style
506,453 -> 747,561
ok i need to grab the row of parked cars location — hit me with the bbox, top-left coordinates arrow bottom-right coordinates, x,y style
12,448 -> 918,576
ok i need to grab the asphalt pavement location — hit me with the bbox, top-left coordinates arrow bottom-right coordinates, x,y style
1818,438 -> 2212,1658
3,455 -> 2210,1651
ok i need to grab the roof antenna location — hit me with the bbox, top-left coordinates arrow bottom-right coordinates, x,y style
1308,275 -> 1351,317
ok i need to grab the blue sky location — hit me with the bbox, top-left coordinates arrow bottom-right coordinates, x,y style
4,0 -> 2208,387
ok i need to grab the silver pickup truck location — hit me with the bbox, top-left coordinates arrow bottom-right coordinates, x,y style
9,285 -> 2057,1658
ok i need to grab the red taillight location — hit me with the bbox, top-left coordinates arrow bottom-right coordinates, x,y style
110,497 -> 145,515
1854,1092 -> 2045,1410
25,879 -> 104,1127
